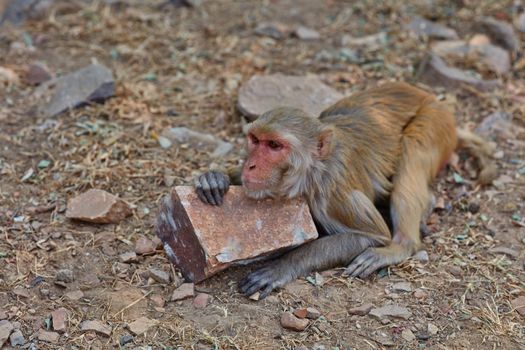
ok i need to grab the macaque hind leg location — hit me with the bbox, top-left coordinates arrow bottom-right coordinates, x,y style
345,135 -> 435,278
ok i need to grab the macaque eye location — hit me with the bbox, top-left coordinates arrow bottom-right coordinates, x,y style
268,140 -> 283,150
249,134 -> 259,145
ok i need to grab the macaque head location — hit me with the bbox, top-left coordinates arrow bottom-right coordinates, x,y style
241,107 -> 334,199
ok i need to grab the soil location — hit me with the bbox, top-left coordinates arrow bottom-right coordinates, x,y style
0,0 -> 524,349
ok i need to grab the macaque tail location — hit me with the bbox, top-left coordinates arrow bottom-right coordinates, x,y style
456,128 -> 498,185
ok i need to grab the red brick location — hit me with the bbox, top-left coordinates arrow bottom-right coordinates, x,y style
156,186 -> 318,282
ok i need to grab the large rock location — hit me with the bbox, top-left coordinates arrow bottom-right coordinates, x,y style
0,0 -> 53,25
418,53 -> 499,91
408,16 -> 458,40
237,75 -> 343,121
36,64 -> 114,117
66,189 -> 132,224
159,127 -> 233,158
0,320 -> 13,347
431,40 -> 511,74
474,17 -> 520,54
156,186 -> 318,282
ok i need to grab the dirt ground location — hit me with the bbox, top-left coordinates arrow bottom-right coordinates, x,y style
1,0 -> 524,349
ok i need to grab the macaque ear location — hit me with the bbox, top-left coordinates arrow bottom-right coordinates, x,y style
317,127 -> 334,159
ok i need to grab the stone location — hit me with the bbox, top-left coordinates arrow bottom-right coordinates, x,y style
64,290 -> 84,300
12,287 -> 30,298
0,320 -> 13,347
0,0 -> 53,25
305,307 -> 321,319
37,329 -> 59,343
428,323 -> 439,335
237,74 -> 343,121
369,304 -> 412,320
120,334 -> 133,346
511,296 -> 525,316
392,281 -> 412,293
36,64 -> 114,117
150,294 -> 165,308
294,26 -> 320,40
475,17 -> 520,53
9,329 -> 25,347
431,40 -> 511,74
488,246 -> 519,259
280,312 -> 309,332
254,22 -> 290,40
517,13 -> 525,33
56,269 -> 74,283
127,317 -> 158,335
475,111 -> 513,139
0,66 -> 19,84
192,293 -> 211,309
401,329 -> 416,342
160,127 -> 233,158
135,236 -> 156,255
24,63 -> 52,85
51,308 -> 68,332
79,320 -> 112,336
341,32 -> 388,51
119,251 -> 138,263
349,303 -> 374,316
418,54 -> 499,92
171,283 -> 194,301
148,268 -> 170,284
408,16 -> 459,40
66,189 -> 132,224
293,308 -> 308,319
156,186 -> 318,282
413,250 -> 429,263
413,289 -> 428,299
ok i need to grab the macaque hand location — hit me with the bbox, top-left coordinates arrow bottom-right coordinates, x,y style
239,263 -> 292,299
194,171 -> 230,206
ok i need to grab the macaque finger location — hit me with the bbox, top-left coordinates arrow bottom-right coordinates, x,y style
199,175 -> 217,205
206,172 -> 223,205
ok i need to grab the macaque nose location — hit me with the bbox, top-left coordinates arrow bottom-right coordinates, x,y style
248,164 -> 256,170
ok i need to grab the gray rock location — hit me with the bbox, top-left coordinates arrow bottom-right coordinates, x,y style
37,64 -> 114,117
341,32 -> 388,51
0,0 -> 54,25
254,22 -> 289,40
160,127 -> 233,158
237,74 -> 343,121
392,281 -> 412,293
148,268 -> 170,284
56,269 -> 74,283
0,320 -> 14,348
517,13 -> 525,33
418,53 -> 499,91
294,26 -> 320,40
369,304 -> 412,320
10,329 -> 25,347
475,111 -> 513,139
431,40 -> 511,74
475,17 -> 520,53
408,16 -> 458,40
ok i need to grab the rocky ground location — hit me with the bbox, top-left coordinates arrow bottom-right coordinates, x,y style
0,0 -> 524,349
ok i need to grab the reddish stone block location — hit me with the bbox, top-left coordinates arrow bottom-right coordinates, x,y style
156,186 -> 318,283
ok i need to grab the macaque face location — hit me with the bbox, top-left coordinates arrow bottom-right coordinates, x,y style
241,129 -> 291,197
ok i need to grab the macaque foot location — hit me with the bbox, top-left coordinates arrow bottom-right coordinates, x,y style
194,171 -> 230,205
239,264 -> 291,299
343,247 -> 389,278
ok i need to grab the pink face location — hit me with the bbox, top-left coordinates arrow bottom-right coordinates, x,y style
241,130 -> 291,191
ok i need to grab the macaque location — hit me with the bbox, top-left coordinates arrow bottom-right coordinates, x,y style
190,82 -> 496,298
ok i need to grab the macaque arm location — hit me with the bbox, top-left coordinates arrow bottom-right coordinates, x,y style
239,190 -> 391,298
239,231 -> 377,298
